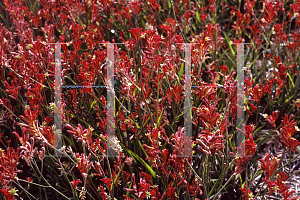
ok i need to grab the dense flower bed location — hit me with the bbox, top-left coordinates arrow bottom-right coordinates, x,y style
0,0 -> 300,199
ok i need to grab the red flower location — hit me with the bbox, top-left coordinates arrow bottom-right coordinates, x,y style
273,63 -> 288,80
165,88 -> 173,105
158,18 -> 177,42
245,0 -> 255,15
262,77 -> 275,96
230,125 -> 256,174
0,147 -> 21,180
292,99 -> 300,109
170,127 -> 193,170
40,125 -> 58,147
18,106 -> 40,130
259,153 -> 279,181
249,83 -> 264,103
279,114 -> 300,152
98,185 -> 107,199
291,1 -> 300,11
100,178 -> 112,190
267,180 -> 277,196
128,28 -> 143,42
239,185 -> 254,200
274,23 -> 286,42
220,65 -> 228,74
264,111 -> 280,128
121,6 -> 132,21
65,123 -> 93,142
12,130 -> 29,147
266,172 -> 300,200
192,34 -> 211,65
166,181 -> 176,199
171,84 -> 184,103
199,14 -> 207,22
197,99 -> 220,129
281,114 -> 296,134
70,179 -> 82,189
3,81 -> 20,100
142,83 -> 152,99
183,11 -> 193,22
197,129 -> 225,156
263,0 -> 279,23
281,136 -> 300,152
274,78 -> 286,98
76,153 -> 92,179
244,78 -> 254,97
246,102 -> 257,115
129,0 -> 142,15
193,84 -> 217,101
146,0 -> 160,12
0,188 -> 16,200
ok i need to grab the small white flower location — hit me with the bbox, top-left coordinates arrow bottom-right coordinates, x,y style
146,191 -> 151,198
60,145 -> 66,151
272,27 -> 275,34
9,188 -> 18,196
114,137 -> 123,153
49,102 -> 55,110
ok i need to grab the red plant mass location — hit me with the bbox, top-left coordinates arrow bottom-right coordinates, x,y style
0,0 -> 299,199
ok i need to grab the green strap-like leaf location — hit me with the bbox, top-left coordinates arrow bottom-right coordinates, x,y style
111,163 -> 125,191
120,143 -> 156,178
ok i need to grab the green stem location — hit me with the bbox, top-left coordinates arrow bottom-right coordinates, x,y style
276,148 -> 300,173
106,156 -> 114,199
31,161 -> 70,199
212,173 -> 235,200
253,180 -> 266,200
208,159 -> 235,198
14,180 -> 38,200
